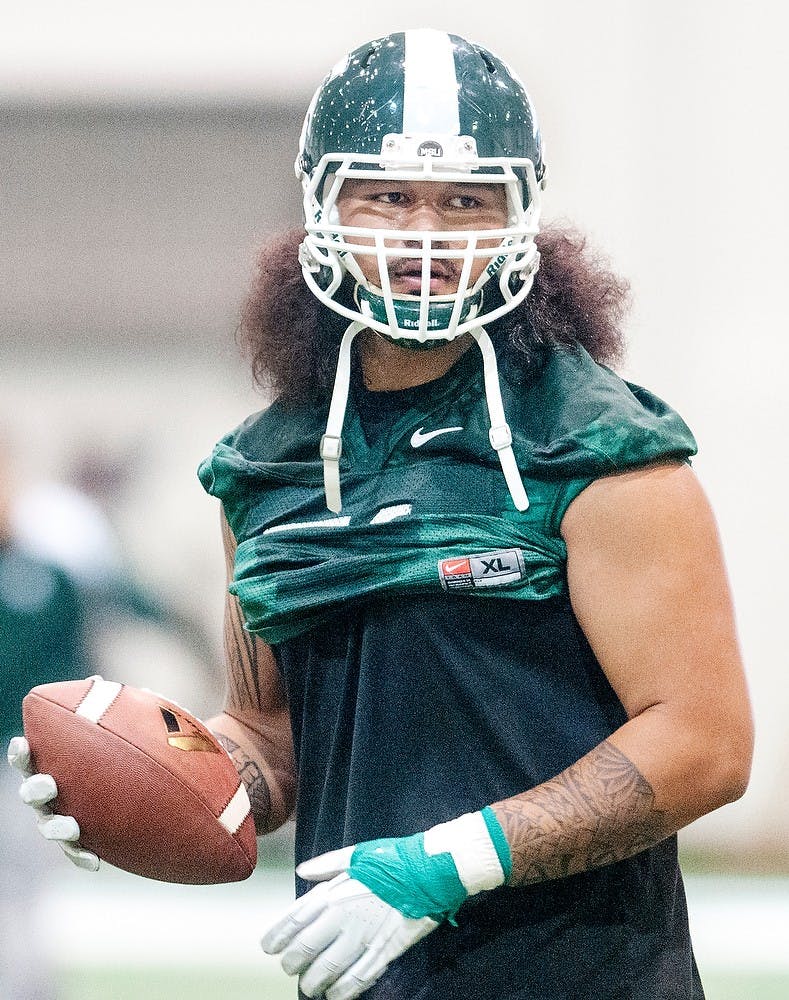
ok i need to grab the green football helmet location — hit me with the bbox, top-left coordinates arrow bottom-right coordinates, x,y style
297,29 -> 545,514
296,28 -> 546,344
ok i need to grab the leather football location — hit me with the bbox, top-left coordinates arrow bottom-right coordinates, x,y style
22,677 -> 257,884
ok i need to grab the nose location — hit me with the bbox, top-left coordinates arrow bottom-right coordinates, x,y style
400,201 -> 453,246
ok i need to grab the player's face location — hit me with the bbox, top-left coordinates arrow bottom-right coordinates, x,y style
335,178 -> 508,297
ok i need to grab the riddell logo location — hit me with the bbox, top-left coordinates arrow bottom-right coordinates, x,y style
159,706 -> 220,753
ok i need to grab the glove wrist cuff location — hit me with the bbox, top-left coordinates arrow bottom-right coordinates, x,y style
480,805 -> 513,882
424,807 -> 511,896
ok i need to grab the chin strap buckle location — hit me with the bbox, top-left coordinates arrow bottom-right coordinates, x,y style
320,434 -> 342,462
488,424 -> 513,451
320,434 -> 343,513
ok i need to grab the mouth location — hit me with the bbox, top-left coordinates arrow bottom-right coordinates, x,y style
387,259 -> 459,295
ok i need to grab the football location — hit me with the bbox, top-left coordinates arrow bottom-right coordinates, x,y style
22,677 -> 257,884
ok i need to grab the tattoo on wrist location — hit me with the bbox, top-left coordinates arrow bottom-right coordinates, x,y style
494,740 -> 671,886
214,732 -> 272,832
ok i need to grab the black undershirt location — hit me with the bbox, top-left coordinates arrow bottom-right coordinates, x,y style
351,349 -> 481,445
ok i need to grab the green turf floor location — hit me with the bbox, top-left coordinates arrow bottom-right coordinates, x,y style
60,966 -> 789,1000
61,967 -> 295,999
703,972 -> 789,999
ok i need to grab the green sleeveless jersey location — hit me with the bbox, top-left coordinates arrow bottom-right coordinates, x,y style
198,345 -> 696,642
199,344 -> 703,998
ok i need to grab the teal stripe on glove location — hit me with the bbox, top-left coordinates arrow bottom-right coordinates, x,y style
349,831 -> 469,923
349,806 -> 512,924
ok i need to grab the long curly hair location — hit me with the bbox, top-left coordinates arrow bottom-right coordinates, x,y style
238,223 -> 630,402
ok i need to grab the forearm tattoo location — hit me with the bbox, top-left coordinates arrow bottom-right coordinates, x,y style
219,517 -> 274,831
494,740 -> 671,886
214,731 -> 272,831
222,582 -> 263,714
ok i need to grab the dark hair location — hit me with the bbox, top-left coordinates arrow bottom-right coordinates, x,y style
238,222 -> 629,402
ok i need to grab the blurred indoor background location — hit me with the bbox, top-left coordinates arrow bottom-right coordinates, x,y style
1,2 -> 787,997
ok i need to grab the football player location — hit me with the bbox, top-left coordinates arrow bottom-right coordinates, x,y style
10,28 -> 753,1000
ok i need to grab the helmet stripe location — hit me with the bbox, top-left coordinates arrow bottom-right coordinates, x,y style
402,29 -> 460,135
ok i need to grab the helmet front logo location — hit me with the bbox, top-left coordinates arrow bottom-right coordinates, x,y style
416,140 -> 444,158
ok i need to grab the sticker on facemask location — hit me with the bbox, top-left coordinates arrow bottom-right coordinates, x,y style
438,549 -> 525,591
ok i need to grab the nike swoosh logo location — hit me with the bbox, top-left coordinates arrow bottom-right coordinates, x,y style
443,560 -> 469,574
410,426 -> 463,448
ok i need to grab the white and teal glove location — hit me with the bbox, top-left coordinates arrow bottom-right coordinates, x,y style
261,807 -> 512,1000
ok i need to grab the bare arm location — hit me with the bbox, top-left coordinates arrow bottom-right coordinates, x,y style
206,513 -> 297,834
491,462 -> 753,885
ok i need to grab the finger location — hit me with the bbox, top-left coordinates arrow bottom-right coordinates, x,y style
261,882 -> 332,954
325,916 -> 438,1000
297,845 -> 355,882
7,736 -> 32,775
37,814 -> 80,843
60,842 -> 101,871
299,934 -> 367,998
325,959 -> 385,1000
19,773 -> 58,807
324,931 -> 393,1000
279,913 -> 343,976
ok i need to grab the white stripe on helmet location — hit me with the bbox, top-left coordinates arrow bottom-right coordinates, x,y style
402,29 -> 460,135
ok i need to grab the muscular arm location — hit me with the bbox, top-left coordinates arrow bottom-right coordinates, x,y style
491,462 -> 753,885
206,513 -> 297,834
493,740 -> 668,884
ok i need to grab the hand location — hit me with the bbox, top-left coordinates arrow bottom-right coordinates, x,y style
262,807 -> 511,999
263,850 -> 437,1000
7,735 -> 100,871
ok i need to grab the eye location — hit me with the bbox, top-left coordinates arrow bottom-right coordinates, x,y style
448,194 -> 483,210
371,191 -> 409,205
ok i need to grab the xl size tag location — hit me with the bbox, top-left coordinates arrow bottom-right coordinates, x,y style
438,549 -> 525,592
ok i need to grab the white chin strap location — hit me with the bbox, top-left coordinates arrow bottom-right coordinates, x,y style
320,323 -> 529,514
468,327 -> 529,512
320,322 -> 364,513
